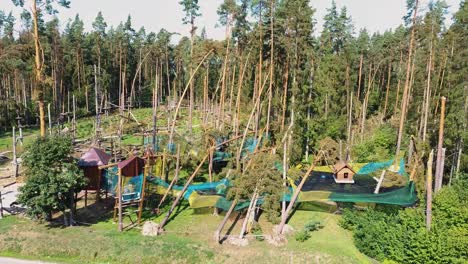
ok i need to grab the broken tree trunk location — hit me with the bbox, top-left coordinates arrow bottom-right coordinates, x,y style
239,191 -> 258,239
426,150 -> 434,231
434,96 -> 446,192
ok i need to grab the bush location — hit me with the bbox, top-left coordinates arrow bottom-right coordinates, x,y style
251,222 -> 264,241
340,178 -> 468,263
304,220 -> 324,232
295,230 -> 311,242
295,219 -> 324,242
18,136 -> 86,224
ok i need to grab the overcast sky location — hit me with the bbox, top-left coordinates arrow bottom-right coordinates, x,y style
0,0 -> 462,40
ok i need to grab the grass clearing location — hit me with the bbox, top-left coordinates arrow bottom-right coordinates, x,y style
0,200 -> 373,263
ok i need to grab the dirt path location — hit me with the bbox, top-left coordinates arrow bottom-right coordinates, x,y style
1,183 -> 24,215
0,257 -> 55,264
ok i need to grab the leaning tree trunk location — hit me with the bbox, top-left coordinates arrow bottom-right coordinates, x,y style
395,0 -> 419,159
278,165 -> 315,234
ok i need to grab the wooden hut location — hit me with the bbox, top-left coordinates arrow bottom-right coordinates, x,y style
333,161 -> 356,184
113,156 -> 148,231
78,148 -> 111,205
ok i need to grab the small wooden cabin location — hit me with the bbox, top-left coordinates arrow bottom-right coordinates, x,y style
78,148 -> 112,205
333,162 -> 356,184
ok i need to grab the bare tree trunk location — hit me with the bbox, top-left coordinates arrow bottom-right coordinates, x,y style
234,53 -> 251,136
426,150 -> 434,231
383,62 -> 391,116
422,25 -> 434,142
357,54 -> 363,100
214,199 -> 238,243
265,0 -> 275,135
169,50 -> 213,144
32,1 -> 46,138
239,191 -> 257,239
278,165 -> 315,234
395,0 -> 419,159
434,97 -> 446,192
159,154 -> 209,231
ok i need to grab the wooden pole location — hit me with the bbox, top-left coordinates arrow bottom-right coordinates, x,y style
137,162 -> 149,225
426,150 -> 434,231
12,127 -> 18,180
118,168 -> 123,231
0,189 -> 3,219
434,96 -> 446,192
72,95 -> 76,141
47,103 -> 52,135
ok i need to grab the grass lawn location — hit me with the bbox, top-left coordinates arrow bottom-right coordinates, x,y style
0,199 -> 373,264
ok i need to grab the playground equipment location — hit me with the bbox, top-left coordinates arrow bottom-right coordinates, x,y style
100,156 -> 148,231
78,148 -> 112,206
148,159 -> 416,212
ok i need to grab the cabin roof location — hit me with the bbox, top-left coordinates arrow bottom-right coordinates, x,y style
333,161 -> 356,174
78,148 -> 111,167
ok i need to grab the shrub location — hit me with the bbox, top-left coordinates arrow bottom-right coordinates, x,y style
304,220 -> 324,232
18,136 -> 86,224
251,222 -> 264,241
340,178 -> 468,263
295,230 -> 311,242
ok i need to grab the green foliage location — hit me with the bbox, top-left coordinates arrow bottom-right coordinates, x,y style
18,136 -> 86,220
340,177 -> 468,263
228,152 -> 284,223
352,124 -> 396,162
251,222 -> 264,241
294,230 -> 311,242
304,220 -> 324,232
295,219 -> 324,242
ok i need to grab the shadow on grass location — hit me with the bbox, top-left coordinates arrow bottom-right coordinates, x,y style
220,210 -> 242,244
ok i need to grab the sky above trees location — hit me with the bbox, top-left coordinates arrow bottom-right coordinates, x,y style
0,0 -> 462,40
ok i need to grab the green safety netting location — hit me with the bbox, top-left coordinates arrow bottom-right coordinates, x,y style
102,167 -> 145,202
294,159 -> 416,206
147,158 -> 416,210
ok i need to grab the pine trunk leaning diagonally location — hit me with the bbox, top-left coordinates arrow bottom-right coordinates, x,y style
159,153 -> 209,232
214,198 -> 238,243
169,50 -> 213,144
278,164 -> 315,234
395,0 -> 419,159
